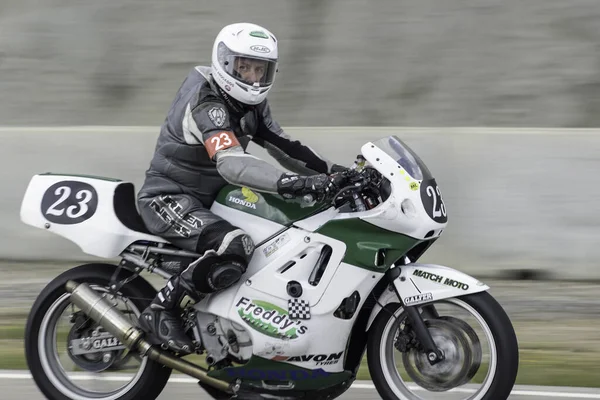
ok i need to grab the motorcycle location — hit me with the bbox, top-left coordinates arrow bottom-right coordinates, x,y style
20,135 -> 518,400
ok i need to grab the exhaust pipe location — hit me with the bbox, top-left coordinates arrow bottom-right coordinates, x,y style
65,280 -> 233,393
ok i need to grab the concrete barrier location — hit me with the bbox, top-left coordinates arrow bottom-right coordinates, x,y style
2,126 -> 600,281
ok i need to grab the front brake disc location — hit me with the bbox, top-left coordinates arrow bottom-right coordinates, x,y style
402,318 -> 475,391
439,315 -> 482,384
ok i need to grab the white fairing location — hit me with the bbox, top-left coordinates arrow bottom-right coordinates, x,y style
330,142 -> 448,240
210,202 -> 286,244
246,231 -> 347,307
20,174 -> 166,258
19,136 -> 492,375
366,263 -> 490,330
197,244 -> 382,372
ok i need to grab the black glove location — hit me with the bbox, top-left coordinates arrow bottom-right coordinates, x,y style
277,173 -> 346,201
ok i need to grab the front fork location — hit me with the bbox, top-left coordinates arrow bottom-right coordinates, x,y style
386,267 -> 445,365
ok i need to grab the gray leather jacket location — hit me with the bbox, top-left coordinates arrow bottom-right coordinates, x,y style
138,66 -> 334,206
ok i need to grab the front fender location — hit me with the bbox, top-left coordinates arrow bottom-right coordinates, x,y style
365,263 -> 490,331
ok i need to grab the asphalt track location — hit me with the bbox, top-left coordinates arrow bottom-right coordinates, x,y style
1,371 -> 600,400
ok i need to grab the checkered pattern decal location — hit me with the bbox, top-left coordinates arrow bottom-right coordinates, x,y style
288,298 -> 311,320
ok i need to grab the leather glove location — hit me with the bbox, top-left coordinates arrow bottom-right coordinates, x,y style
277,172 -> 346,201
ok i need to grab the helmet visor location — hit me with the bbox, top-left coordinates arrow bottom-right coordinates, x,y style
217,42 -> 277,87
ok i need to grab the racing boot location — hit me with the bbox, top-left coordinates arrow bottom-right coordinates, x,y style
139,249 -> 247,354
138,275 -> 199,354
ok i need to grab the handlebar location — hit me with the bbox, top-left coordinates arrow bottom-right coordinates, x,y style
329,166 -> 383,211
298,157 -> 384,210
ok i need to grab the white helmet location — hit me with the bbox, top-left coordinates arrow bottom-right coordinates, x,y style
211,23 -> 279,105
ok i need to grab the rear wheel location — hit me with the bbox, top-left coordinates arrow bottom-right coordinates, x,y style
25,263 -> 172,400
367,291 -> 519,400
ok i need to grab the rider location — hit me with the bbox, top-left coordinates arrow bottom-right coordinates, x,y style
136,22 -> 347,353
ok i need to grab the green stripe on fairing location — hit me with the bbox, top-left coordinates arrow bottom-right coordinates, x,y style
207,355 -> 352,390
316,218 -> 423,272
216,184 -> 329,225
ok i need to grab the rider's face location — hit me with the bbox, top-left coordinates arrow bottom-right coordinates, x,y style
234,58 -> 266,84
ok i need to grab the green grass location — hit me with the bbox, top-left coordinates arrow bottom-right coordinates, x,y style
515,349 -> 600,388
0,325 -> 24,340
0,341 -> 28,370
4,322 -> 600,388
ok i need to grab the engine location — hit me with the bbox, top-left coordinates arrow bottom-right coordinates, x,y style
195,312 -> 253,366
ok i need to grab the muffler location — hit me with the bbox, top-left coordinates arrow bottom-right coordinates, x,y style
65,280 -> 233,393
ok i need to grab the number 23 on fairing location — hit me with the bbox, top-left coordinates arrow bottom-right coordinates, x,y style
41,181 -> 98,224
420,179 -> 447,223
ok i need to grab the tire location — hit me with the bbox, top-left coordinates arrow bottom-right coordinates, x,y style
25,263 -> 173,400
367,291 -> 519,400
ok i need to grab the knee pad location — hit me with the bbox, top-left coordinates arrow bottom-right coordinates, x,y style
207,260 -> 246,291
183,251 -> 247,294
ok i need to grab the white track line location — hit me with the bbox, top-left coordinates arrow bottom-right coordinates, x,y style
1,371 -> 599,398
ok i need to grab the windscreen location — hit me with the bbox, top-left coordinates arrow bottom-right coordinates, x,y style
371,136 -> 447,223
370,136 -> 433,181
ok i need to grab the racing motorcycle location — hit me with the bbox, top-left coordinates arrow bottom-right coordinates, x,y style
20,135 -> 519,400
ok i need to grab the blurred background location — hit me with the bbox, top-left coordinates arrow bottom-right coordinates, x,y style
1,0 -> 600,396
2,0 -> 600,127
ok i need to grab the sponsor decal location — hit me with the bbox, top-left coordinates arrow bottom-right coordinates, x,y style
288,298 -> 311,320
412,269 -> 443,283
228,196 -> 256,209
443,278 -> 470,290
280,175 -> 298,185
71,333 -> 126,355
92,336 -> 122,350
228,187 -> 259,209
250,45 -> 271,53
226,368 -> 329,380
412,270 -> 470,291
216,69 -> 235,87
409,181 -> 419,191
207,106 -> 227,128
257,341 -> 290,357
263,233 -> 291,258
236,297 -> 308,339
272,351 -> 344,366
241,187 -> 258,202
403,292 -> 433,306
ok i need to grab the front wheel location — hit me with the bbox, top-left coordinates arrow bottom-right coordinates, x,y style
367,291 -> 519,400
25,263 -> 172,400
